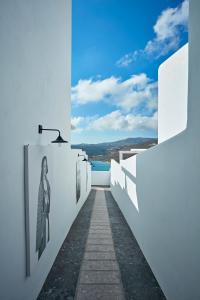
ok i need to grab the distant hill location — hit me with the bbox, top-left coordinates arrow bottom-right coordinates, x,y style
71,137 -> 157,162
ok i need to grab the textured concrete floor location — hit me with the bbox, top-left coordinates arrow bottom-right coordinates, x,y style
38,188 -> 166,300
37,190 -> 96,300
75,188 -> 125,300
105,190 -> 166,300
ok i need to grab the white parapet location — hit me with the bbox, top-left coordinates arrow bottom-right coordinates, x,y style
91,171 -> 111,186
158,44 -> 188,143
119,149 -> 146,161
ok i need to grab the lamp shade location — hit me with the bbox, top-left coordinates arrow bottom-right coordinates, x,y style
51,133 -> 68,143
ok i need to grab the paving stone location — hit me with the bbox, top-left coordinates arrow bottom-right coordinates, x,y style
86,244 -> 115,252
91,219 -> 110,223
92,208 -> 107,211
90,225 -> 110,230
91,217 -> 109,221
84,251 -> 116,260
88,233 -> 112,239
89,229 -> 112,234
76,284 -> 125,300
90,222 -> 110,226
81,260 -> 119,271
87,238 -> 113,245
79,270 -> 121,284
93,212 -> 108,214
90,218 -> 109,221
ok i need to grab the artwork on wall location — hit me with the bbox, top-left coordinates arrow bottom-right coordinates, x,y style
24,145 -> 53,276
36,156 -> 51,260
76,159 -> 81,203
86,163 -> 88,192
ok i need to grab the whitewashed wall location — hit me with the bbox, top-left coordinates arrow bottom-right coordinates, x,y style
111,1 -> 200,299
0,1 -> 91,300
91,171 -> 111,186
158,44 -> 188,143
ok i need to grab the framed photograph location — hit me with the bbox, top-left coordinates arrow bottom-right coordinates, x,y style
76,159 -> 81,203
24,145 -> 53,276
86,163 -> 88,192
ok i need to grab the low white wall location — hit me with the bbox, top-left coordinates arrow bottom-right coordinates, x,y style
158,44 -> 188,143
91,171 -> 110,186
111,136 -> 200,300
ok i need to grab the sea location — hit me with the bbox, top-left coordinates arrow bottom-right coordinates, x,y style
91,160 -> 111,171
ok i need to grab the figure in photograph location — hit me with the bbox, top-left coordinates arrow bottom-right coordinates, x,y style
36,156 -> 51,260
76,160 -> 81,203
86,163 -> 88,192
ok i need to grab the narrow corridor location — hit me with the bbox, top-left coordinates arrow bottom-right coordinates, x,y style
38,188 -> 166,300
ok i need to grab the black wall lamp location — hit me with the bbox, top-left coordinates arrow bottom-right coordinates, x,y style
38,125 -> 68,143
78,154 -> 88,162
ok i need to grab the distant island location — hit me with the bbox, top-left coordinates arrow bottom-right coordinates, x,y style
71,137 -> 157,162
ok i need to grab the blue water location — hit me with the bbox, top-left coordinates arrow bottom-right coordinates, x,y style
91,160 -> 111,171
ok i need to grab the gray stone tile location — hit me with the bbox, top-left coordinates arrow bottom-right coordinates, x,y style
90,225 -> 110,230
90,221 -> 110,226
79,270 -> 121,284
86,244 -> 114,252
91,217 -> 109,221
84,251 -> 116,260
91,217 -> 108,220
88,233 -> 112,239
91,219 -> 110,223
87,238 -> 113,245
91,219 -> 109,222
82,260 -> 119,271
89,229 -> 112,235
76,284 -> 125,300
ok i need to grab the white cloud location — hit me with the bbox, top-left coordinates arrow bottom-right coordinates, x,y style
117,0 -> 189,67
145,0 -> 188,57
89,110 -> 157,132
71,115 -> 99,132
116,51 -> 138,67
153,0 -> 188,41
71,77 -> 118,104
72,73 -> 157,113
71,116 -> 84,131
71,116 -> 84,128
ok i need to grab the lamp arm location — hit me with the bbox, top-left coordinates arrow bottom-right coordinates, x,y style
38,125 -> 60,135
42,128 -> 60,134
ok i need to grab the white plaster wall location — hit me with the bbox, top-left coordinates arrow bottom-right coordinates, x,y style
111,1 -> 200,299
0,1 -> 91,300
91,171 -> 111,186
158,44 -> 188,143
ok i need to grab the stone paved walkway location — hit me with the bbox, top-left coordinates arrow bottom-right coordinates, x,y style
75,188 -> 125,300
105,191 -> 166,300
37,190 -> 96,300
38,187 -> 166,300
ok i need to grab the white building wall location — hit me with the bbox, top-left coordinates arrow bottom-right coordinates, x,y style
111,1 -> 200,299
0,1 -> 91,300
91,171 -> 111,186
158,44 -> 188,143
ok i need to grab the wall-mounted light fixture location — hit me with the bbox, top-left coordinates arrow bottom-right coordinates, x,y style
78,154 -> 88,162
38,125 -> 68,143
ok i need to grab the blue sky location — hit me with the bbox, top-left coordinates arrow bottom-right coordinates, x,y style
71,0 -> 188,144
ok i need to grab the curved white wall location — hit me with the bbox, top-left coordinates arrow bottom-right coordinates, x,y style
158,44 -> 188,143
111,1 -> 200,299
